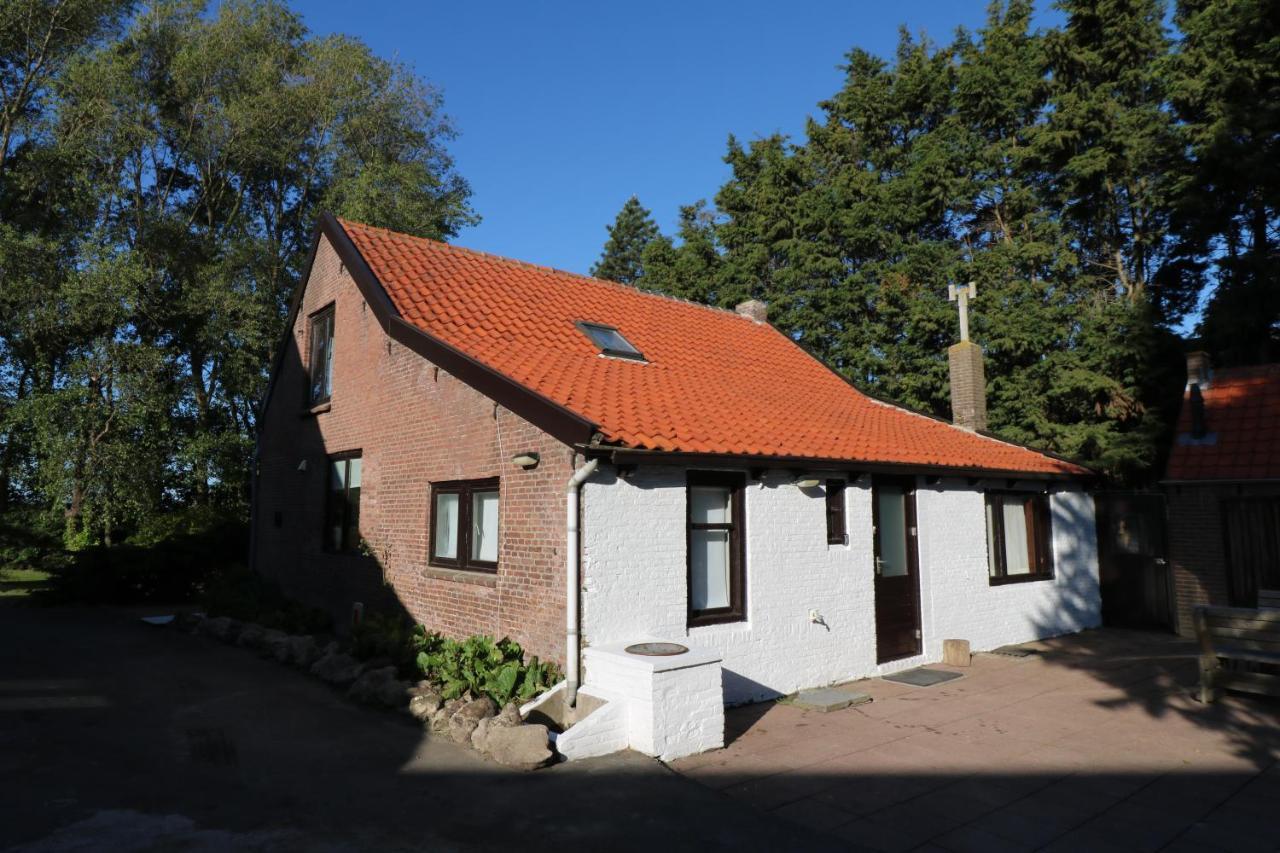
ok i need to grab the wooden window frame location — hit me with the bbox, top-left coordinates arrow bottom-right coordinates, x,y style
323,451 -> 362,553
307,303 -> 336,407
429,477 -> 501,573
686,471 -> 746,627
986,491 -> 1055,585
826,479 -> 848,545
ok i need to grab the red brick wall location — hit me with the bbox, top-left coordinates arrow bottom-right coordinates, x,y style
1167,481 -> 1280,635
254,236 -> 574,665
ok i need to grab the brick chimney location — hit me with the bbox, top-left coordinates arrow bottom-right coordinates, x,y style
1185,350 -> 1212,389
735,299 -> 768,323
948,340 -> 988,432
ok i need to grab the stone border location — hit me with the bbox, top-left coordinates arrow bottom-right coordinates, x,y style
179,613 -> 555,770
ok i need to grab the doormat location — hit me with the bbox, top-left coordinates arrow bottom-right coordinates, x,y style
989,644 -> 1036,658
881,667 -> 963,687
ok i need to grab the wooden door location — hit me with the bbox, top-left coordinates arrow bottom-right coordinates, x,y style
873,477 -> 922,663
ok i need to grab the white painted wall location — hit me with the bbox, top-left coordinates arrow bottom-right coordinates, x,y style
580,466 -> 1100,705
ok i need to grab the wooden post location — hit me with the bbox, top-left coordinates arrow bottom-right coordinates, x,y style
1193,606 -> 1220,704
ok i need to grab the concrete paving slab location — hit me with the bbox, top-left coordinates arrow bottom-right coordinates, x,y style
791,687 -> 872,712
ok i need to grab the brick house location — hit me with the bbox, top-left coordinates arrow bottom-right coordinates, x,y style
252,214 -> 1101,708
1164,353 -> 1280,634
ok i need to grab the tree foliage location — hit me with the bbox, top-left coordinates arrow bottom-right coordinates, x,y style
590,194 -> 659,284
0,0 -> 473,543
634,0 -> 1271,482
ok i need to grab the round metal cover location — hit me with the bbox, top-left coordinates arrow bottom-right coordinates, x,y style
625,642 -> 689,657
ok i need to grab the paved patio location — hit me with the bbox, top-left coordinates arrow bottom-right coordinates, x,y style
672,629 -> 1280,852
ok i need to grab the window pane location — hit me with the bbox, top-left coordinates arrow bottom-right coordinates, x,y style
471,490 -> 499,563
346,486 -> 361,552
433,492 -> 458,560
690,529 -> 730,610
986,500 -> 999,577
330,459 -> 345,491
347,457 -> 361,488
690,486 -> 730,524
876,487 -> 908,577
1003,499 -> 1032,575
310,312 -> 333,404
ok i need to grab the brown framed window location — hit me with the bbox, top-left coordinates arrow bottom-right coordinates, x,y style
430,477 -> 500,572
986,491 -> 1054,584
308,304 -> 335,406
324,453 -> 361,552
687,471 -> 746,626
826,479 -> 847,545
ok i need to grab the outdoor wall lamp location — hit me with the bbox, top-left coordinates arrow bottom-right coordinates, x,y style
793,476 -> 821,489
296,459 -> 308,473
512,452 -> 540,470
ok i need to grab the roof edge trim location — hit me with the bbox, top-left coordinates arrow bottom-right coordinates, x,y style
588,446 -> 1094,483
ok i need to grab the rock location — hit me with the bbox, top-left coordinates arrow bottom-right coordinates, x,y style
485,724 -> 553,770
375,679 -> 412,709
449,697 -> 496,744
431,697 -> 468,733
347,666 -> 398,705
408,680 -> 436,698
257,629 -> 289,659
176,613 -> 204,633
408,691 -> 442,722
198,616 -> 245,643
235,623 -> 266,649
494,702 -> 522,727
285,635 -> 321,669
471,717 -> 496,752
469,707 -> 518,753
311,651 -> 363,686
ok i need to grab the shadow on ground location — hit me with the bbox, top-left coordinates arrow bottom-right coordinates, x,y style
0,602 -> 839,852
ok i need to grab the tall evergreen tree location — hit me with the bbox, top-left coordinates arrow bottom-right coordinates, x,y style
590,195 -> 659,284
1170,0 -> 1280,364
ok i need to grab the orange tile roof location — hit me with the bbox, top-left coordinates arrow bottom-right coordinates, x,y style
336,218 -> 1087,477
1165,364 -> 1280,481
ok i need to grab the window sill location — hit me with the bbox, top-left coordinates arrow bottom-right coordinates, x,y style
989,573 -> 1055,586
422,565 -> 498,588
687,611 -> 746,629
302,401 -> 331,417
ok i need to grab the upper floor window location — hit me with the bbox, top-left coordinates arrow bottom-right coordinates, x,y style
430,478 -> 500,572
325,453 -> 361,552
986,491 -> 1054,584
688,471 -> 746,626
826,479 -> 847,545
309,305 -> 335,406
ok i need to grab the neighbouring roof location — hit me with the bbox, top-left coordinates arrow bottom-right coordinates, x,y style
1165,364 -> 1280,482
330,216 -> 1087,477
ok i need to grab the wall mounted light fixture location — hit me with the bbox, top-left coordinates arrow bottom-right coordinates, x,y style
793,476 -> 821,489
512,452 -> 540,470
296,459 -> 308,473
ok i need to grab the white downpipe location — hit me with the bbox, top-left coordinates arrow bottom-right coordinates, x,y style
565,457 -> 599,707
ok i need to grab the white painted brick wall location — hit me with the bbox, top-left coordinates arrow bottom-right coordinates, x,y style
582,466 -> 1100,704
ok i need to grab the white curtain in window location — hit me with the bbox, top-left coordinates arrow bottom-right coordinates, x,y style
690,530 -> 730,610
434,493 -> 458,559
986,501 -> 999,577
471,491 -> 499,563
1002,499 -> 1032,574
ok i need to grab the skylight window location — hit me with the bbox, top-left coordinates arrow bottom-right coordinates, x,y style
577,322 -> 645,361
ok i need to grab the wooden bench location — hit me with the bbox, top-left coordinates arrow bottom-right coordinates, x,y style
1259,589 -> 1280,610
1194,605 -> 1280,703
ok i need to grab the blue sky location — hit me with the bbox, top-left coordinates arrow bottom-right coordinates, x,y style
299,1 -> 1062,275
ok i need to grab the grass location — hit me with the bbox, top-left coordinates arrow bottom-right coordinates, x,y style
0,566 -> 53,598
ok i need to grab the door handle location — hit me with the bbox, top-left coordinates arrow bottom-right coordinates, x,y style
874,557 -> 884,576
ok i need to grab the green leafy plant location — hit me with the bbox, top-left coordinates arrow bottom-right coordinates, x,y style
412,628 -> 562,706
